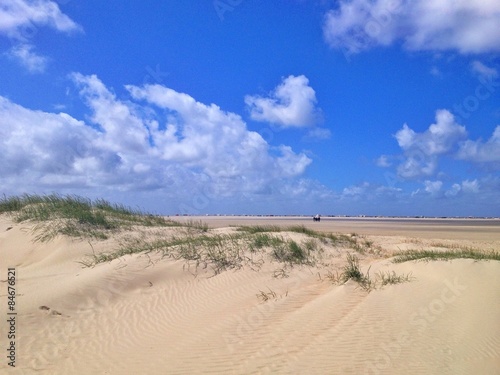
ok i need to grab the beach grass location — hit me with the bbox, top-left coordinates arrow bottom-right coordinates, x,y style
0,194 -> 411,279
0,193 -> 177,241
327,254 -> 414,291
393,249 -> 500,263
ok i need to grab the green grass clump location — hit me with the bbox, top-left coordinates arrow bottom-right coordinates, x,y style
393,249 -> 500,263
326,254 -> 373,290
286,225 -> 318,237
184,219 -> 209,232
341,253 -> 367,283
271,239 -> 309,264
0,194 -> 177,241
250,233 -> 273,250
376,271 -> 414,286
236,225 -> 282,234
327,254 -> 413,291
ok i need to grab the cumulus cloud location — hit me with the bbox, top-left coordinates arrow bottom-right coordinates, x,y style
244,75 -> 321,128
324,0 -> 500,54
0,74 -> 313,206
126,82 -> 312,182
393,109 -> 467,178
0,0 -> 81,39
426,179 -> 481,198
382,109 -> 500,185
457,126 -> 500,167
461,179 -> 480,193
7,43 -> 48,73
424,180 -> 442,195
445,179 -> 480,197
376,155 -> 391,168
1,0 -> 81,72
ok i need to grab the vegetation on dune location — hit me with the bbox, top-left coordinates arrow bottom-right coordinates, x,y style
326,254 -> 414,291
7,194 -> 494,283
0,193 -> 177,241
0,194 -> 386,274
393,249 -> 500,263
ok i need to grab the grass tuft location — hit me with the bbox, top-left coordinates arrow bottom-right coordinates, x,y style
328,254 -> 414,291
376,271 -> 414,286
236,225 -> 282,234
393,249 -> 500,263
0,194 -> 177,241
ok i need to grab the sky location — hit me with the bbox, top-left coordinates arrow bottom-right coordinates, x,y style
0,0 -> 499,216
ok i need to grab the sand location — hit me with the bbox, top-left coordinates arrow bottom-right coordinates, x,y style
1,215 -> 499,374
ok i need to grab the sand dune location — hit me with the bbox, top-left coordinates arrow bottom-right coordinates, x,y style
1,215 -> 499,374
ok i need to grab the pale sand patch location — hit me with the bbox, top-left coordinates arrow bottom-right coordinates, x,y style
1,215 -> 499,374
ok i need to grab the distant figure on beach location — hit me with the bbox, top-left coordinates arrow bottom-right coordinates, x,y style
313,214 -> 321,222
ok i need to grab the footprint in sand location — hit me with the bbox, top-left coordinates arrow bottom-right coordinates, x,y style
39,306 -> 63,316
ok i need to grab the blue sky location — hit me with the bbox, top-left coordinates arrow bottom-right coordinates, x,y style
1,0 -> 499,216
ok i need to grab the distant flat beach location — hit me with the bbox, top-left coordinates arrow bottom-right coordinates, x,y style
172,216 -> 500,241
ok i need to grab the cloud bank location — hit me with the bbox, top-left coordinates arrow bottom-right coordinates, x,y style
0,74 -> 313,212
324,0 -> 500,54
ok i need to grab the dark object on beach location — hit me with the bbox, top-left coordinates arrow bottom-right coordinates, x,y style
313,214 -> 321,222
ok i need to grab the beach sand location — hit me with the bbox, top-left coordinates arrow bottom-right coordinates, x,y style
1,215 -> 499,374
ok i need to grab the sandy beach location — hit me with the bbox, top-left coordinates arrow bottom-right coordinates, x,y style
1,214 -> 499,374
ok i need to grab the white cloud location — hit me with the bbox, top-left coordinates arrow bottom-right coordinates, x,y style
461,179 -> 480,193
72,73 -> 151,155
445,183 -> 461,197
126,82 -> 312,183
342,182 -> 370,199
324,0 -> 500,54
445,179 -> 480,197
0,74 -> 313,207
304,127 -> 331,141
376,155 -> 391,167
0,0 -> 81,72
0,0 -> 81,39
457,126 -> 500,166
471,61 -> 498,80
394,109 -> 467,178
0,95 -> 104,185
244,75 -> 321,128
7,43 -> 48,73
424,180 -> 442,195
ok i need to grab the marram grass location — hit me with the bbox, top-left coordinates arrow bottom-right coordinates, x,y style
393,249 -> 500,263
0,193 -> 177,241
